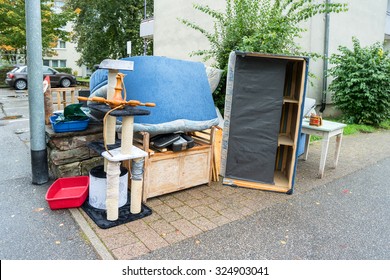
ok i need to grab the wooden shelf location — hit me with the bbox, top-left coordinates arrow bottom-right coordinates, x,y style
283,97 -> 299,104
274,171 -> 289,188
278,134 -> 294,146
223,177 -> 290,193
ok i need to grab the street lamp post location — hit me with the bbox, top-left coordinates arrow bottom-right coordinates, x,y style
25,0 -> 49,184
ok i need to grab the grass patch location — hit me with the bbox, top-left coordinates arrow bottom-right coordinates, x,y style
378,119 -> 390,130
326,117 -> 390,135
308,117 -> 390,143
343,124 -> 375,135
309,135 -> 322,143
76,77 -> 90,82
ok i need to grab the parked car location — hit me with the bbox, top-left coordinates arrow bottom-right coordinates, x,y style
5,66 -> 77,90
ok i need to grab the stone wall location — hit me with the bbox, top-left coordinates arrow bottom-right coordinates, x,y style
46,123 -> 104,178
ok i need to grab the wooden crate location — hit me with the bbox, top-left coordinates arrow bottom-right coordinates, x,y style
135,128 -> 215,202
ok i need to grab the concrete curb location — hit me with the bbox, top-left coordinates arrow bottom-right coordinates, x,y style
69,208 -> 114,260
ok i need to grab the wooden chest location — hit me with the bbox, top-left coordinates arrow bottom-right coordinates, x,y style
135,128 -> 215,202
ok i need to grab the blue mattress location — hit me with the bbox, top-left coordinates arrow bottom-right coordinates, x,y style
89,56 -> 218,132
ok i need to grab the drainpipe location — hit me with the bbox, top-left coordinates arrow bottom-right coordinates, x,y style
25,0 -> 49,184
143,0 -> 147,55
320,0 -> 331,113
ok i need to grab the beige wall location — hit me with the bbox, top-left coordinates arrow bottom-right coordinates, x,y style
154,0 -> 225,62
43,23 -> 89,77
154,0 -> 388,105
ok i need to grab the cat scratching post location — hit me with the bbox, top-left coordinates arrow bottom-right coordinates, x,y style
102,145 -> 148,219
89,59 -> 153,221
99,59 -> 134,173
130,158 -> 144,214
100,105 -> 149,219
99,59 -> 133,145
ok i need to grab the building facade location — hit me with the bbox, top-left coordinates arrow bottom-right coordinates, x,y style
43,0 -> 90,77
153,0 -> 388,112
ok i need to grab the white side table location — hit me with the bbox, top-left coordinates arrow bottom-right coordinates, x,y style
301,119 -> 346,178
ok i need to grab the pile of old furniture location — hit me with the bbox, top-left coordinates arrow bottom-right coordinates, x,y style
46,55 -> 220,228
46,51 -> 346,229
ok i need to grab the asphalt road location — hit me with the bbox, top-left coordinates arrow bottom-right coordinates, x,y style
0,88 -> 99,260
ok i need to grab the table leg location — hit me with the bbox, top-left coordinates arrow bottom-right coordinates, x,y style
70,90 -> 75,104
303,134 -> 311,161
334,133 -> 343,168
62,91 -> 67,108
319,135 -> 330,178
56,91 -> 61,110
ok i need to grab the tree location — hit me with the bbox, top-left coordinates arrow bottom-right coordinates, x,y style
67,0 -> 153,69
0,0 -> 73,64
180,0 -> 347,109
328,38 -> 390,125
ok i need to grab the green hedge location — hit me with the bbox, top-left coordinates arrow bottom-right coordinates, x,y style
54,67 -> 72,74
0,65 -> 15,87
328,38 -> 390,125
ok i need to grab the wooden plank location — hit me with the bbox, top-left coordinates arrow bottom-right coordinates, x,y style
274,170 -> 290,188
283,97 -> 299,104
147,156 -> 181,198
286,60 -> 307,185
213,127 -> 223,180
278,134 -> 294,146
208,126 -> 215,184
191,136 -> 211,145
281,145 -> 288,172
194,129 -> 211,137
148,144 -> 210,161
56,91 -> 61,110
289,62 -> 297,98
279,104 -> 286,133
224,177 -> 290,193
245,53 -> 306,61
286,103 -> 293,136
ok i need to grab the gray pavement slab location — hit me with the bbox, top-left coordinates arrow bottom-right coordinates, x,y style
138,157 -> 390,260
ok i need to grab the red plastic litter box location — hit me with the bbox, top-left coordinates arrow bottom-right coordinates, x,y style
45,176 -> 89,210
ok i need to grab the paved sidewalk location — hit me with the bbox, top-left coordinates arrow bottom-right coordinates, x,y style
77,129 -> 390,259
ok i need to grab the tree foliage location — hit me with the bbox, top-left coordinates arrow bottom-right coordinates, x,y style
0,0 -> 73,64
328,38 -> 390,125
67,0 -> 153,69
181,0 -> 347,71
180,0 -> 347,109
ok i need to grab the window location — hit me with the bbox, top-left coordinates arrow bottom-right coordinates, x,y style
49,59 -> 67,68
43,60 -> 50,66
59,60 -> 66,67
57,40 -> 66,49
43,66 -> 55,75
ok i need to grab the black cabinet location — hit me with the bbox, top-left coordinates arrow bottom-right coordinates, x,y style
221,52 -> 309,193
